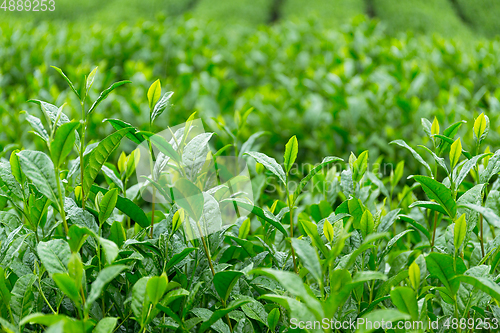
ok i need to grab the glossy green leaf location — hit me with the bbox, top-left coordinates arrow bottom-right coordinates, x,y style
390,287 -> 418,320
51,121 -> 80,167
98,188 -> 118,223
109,220 -> 126,248
37,239 -> 71,276
93,317 -> 118,333
51,66 -> 80,99
85,265 -> 128,314
88,80 -> 131,115
425,252 -> 465,295
90,185 -> 150,228
83,128 -> 132,200
213,270 -> 244,302
151,91 -> 173,124
412,175 -> 456,218
291,238 -> 321,285
283,136 -> 298,173
17,150 -> 58,204
146,274 -> 169,305
52,273 -> 80,305
147,79 -> 161,111
245,151 -> 286,185
267,308 -> 280,331
105,118 -> 144,144
454,213 -> 467,252
359,210 -> 374,237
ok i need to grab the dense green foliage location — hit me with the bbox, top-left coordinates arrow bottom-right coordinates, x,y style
2,59 -> 500,332
3,9 -> 500,333
2,18 -> 500,176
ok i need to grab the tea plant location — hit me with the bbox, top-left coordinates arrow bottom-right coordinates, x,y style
3,67 -> 500,333
3,18 -> 500,177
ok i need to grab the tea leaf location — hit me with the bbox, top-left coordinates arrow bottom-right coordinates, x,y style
98,188 -> 118,224
409,261 -> 420,290
390,287 -> 418,320
151,91 -> 174,124
94,317 -> 118,333
283,136 -> 298,174
88,80 -> 131,115
412,175 -> 456,218
85,265 -> 128,314
450,138 -> 462,169
146,274 -> 169,305
473,113 -> 489,144
83,128 -> 133,199
17,150 -> 59,204
37,240 -> 71,276
454,213 -> 467,252
291,238 -> 322,285
147,79 -> 161,111
213,270 -> 244,302
51,66 -> 80,99
245,151 -> 286,185
51,121 -> 80,167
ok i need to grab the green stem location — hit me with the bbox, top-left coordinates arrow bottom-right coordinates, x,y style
37,272 -> 57,314
150,188 -> 156,238
80,101 -> 86,209
222,299 -> 233,332
55,166 -> 69,236
480,214 -> 485,257
286,175 -> 298,274
430,211 -> 438,251
197,222 -> 215,277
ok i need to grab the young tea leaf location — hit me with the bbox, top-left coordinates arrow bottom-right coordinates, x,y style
98,188 -> 118,224
454,213 -> 467,253
450,138 -> 462,169
83,128 -> 132,200
147,79 -> 161,111
88,81 -> 131,115
409,261 -> 420,290
151,91 -> 174,125
473,113 -> 489,144
51,66 -> 80,99
283,136 -> 298,174
51,121 -> 80,167
146,273 -> 169,305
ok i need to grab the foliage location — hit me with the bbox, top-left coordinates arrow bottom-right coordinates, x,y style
3,18 -> 500,180
2,65 -> 500,333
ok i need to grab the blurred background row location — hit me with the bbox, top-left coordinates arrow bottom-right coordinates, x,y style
4,0 -> 500,38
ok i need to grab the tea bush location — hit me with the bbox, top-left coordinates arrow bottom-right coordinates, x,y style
2,18 -> 500,178
2,66 -> 500,333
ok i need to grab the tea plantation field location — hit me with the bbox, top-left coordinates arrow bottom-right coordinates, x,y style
2,5 -> 500,333
3,0 -> 500,38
